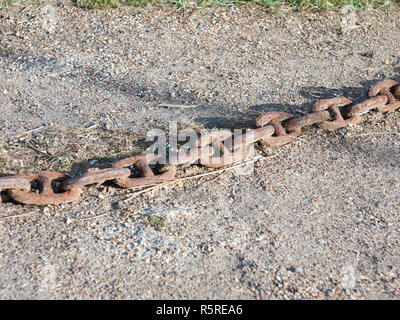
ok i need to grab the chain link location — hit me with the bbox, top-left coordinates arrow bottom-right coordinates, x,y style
7,172 -> 81,205
255,112 -> 295,146
283,110 -> 331,136
343,96 -> 388,117
170,130 -> 235,167
0,176 -> 31,192
112,154 -> 177,188
393,85 -> 400,100
367,79 -> 400,113
60,167 -> 131,191
0,79 -> 399,205
310,97 -> 359,130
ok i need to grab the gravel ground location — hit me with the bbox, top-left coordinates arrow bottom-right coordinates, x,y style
0,2 -> 400,299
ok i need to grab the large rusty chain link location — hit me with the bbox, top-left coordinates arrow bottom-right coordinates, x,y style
0,79 -> 399,206
7,172 -> 81,205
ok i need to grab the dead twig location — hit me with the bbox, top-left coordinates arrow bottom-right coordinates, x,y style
0,210 -> 39,220
27,143 -> 48,156
13,125 -> 47,140
157,104 -> 199,109
123,154 -> 277,203
348,131 -> 400,138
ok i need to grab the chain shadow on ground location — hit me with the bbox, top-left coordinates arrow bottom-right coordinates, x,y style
299,75 -> 400,103
5,46 -> 399,134
3,47 -> 400,165
196,75 -> 400,129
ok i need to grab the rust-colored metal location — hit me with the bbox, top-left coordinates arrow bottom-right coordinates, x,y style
112,154 -> 176,188
0,176 -> 31,192
197,134 -> 245,169
393,85 -> 400,100
311,97 -> 360,130
60,167 -> 131,191
7,172 -> 81,205
343,96 -> 388,117
255,112 -> 296,146
172,131 -> 232,166
377,95 -> 400,113
283,111 -> 330,136
194,126 -> 274,168
198,145 -> 247,168
195,128 -> 272,169
235,126 -> 275,148
368,79 -> 400,113
368,79 -> 398,97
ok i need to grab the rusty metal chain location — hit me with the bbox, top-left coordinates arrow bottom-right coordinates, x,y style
7,172 -> 81,205
112,154 -> 177,188
256,112 -> 296,146
0,79 -> 399,206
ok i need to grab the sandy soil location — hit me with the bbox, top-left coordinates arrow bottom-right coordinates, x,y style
0,2 -> 400,299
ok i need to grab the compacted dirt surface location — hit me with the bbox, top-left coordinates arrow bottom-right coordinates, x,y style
1,2 -> 400,299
